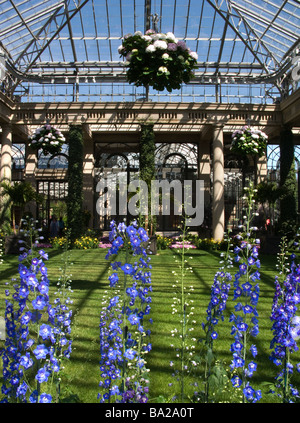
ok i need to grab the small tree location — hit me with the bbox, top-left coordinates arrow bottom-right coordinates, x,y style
0,181 -> 42,233
254,181 -> 280,233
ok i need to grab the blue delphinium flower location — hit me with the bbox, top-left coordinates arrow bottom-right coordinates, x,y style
99,220 -> 152,403
269,244 -> 300,402
199,231 -> 233,402
0,221 -> 73,403
229,183 -> 261,403
39,393 -> 52,403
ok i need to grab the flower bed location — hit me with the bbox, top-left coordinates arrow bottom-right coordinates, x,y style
118,30 -> 198,92
74,236 -> 99,249
2,206 -> 300,404
169,239 -> 196,249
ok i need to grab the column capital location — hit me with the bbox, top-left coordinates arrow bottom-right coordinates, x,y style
212,122 -> 225,129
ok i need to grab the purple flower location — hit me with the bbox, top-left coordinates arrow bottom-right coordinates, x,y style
38,250 -> 49,260
121,263 -> 134,275
124,348 -> 136,360
177,40 -> 187,50
35,367 -> 50,383
100,220 -> 152,403
39,393 -> 52,403
250,344 -> 258,357
26,273 -> 39,288
128,314 -> 140,325
231,375 -> 242,388
20,353 -> 33,369
33,344 -> 49,360
32,295 -> 47,310
243,383 -> 261,403
39,324 -> 52,340
109,272 -> 119,287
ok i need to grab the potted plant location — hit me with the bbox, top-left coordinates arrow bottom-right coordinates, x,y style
231,126 -> 268,185
118,30 -> 198,93
28,123 -> 66,155
231,126 -> 268,158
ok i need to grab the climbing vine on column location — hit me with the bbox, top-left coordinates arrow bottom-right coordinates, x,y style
67,125 -> 83,243
279,125 -> 297,237
139,123 -> 156,234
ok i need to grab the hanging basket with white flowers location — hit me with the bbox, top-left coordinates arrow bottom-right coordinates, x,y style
28,124 -> 66,155
118,30 -> 198,92
231,126 -> 268,158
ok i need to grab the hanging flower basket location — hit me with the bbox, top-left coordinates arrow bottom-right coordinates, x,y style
231,126 -> 268,158
28,124 -> 66,155
118,30 -> 198,92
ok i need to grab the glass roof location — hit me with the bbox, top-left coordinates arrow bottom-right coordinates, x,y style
0,0 -> 299,103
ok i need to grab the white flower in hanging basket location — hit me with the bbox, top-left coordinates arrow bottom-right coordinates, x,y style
231,126 -> 268,158
118,30 -> 198,92
29,124 -> 66,155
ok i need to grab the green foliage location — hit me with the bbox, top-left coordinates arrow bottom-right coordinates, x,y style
140,123 -> 155,183
73,235 -> 99,249
156,235 -> 172,250
255,181 -> 280,206
254,181 -> 280,231
279,126 -> 297,237
0,181 -> 43,233
139,123 -> 156,233
50,236 -> 69,249
67,125 -> 83,243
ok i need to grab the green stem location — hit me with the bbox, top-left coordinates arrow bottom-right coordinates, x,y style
180,221 -> 186,402
242,184 -> 253,402
121,244 -> 129,394
283,340 -> 291,402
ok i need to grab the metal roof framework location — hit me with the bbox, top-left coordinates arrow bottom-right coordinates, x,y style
0,0 -> 299,103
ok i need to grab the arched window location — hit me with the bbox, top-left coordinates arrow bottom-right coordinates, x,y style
12,143 -> 25,169
37,144 -> 69,169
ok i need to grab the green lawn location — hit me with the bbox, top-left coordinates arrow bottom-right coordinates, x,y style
0,247 -> 298,403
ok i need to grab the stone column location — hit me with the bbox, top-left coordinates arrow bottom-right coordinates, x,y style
197,132 -> 211,237
25,143 -> 38,219
0,124 -> 12,231
212,124 -> 225,241
0,123 -> 12,183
